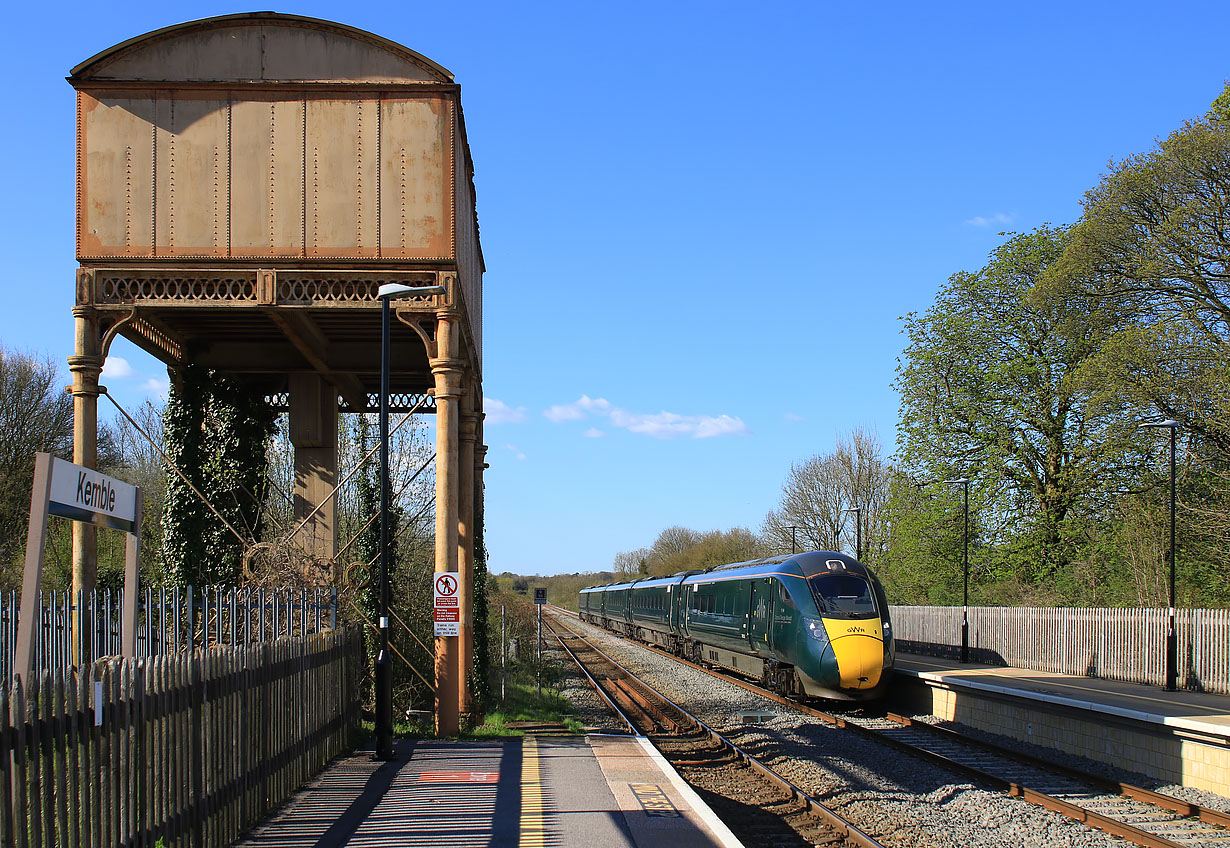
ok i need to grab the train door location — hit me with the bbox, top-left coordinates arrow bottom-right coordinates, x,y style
749,578 -> 772,652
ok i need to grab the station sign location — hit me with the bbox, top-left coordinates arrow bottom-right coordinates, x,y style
534,588 -> 547,605
48,456 -> 138,532
434,571 -> 460,636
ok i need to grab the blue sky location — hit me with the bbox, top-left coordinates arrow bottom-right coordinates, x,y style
2,1 -> 1229,576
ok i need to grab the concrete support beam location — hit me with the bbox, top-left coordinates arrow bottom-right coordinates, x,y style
289,373 -> 338,565
432,310 -> 463,736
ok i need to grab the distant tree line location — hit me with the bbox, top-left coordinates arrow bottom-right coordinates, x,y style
612,84 -> 1230,610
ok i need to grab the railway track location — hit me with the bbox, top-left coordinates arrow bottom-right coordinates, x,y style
545,617 -> 887,848
553,608 -> 1230,848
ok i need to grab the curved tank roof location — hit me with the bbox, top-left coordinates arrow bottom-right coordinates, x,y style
70,12 -> 453,84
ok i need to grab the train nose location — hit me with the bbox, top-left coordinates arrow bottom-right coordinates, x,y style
829,634 -> 883,689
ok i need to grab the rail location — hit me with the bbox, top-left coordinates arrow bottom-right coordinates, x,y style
571,610 -> 1229,848
546,615 -> 886,848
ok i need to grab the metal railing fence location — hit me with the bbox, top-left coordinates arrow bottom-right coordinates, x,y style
890,605 -> 1230,694
0,586 -> 338,680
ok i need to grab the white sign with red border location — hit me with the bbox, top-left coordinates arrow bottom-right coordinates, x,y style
433,571 -> 460,636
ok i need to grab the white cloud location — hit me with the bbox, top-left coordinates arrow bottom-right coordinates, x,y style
965,212 -> 1014,227
543,394 -> 611,422
583,428 -> 606,438
142,377 -> 170,400
503,443 -> 527,461
102,356 -> 134,379
544,395 -> 749,440
485,398 -> 526,424
784,412 -> 804,422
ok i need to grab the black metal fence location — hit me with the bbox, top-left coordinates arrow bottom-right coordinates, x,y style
0,587 -> 338,679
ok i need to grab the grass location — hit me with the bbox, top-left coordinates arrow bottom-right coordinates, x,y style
473,677 -> 585,736
357,670 -> 585,739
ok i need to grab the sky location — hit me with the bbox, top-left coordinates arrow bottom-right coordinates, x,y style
2,1 -> 1229,576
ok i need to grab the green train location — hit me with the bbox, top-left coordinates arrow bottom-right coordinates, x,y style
578,551 -> 893,701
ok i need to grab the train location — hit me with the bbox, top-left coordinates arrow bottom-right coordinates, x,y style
578,551 -> 893,701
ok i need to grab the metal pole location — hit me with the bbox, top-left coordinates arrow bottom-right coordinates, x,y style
501,604 -> 507,702
789,525 -> 798,554
374,294 -> 393,759
962,481 -> 970,664
536,602 -> 542,699
1166,425 -> 1178,692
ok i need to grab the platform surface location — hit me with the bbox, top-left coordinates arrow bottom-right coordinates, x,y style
232,734 -> 744,848
895,652 -> 1230,739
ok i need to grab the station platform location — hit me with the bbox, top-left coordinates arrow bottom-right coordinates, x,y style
893,652 -> 1230,795
233,734 -> 744,848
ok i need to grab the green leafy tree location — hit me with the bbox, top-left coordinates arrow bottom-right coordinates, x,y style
895,226 -> 1144,582
1067,83 -> 1230,459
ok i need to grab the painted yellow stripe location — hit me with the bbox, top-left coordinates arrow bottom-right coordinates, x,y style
520,734 -> 553,847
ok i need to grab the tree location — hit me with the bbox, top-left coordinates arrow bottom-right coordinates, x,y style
613,547 -> 650,577
894,226 -> 1144,580
1065,85 -> 1230,458
0,348 -> 74,581
762,429 -> 891,559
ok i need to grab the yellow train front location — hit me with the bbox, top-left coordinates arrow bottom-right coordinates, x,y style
579,551 -> 894,702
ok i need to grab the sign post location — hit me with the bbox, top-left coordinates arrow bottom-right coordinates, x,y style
534,587 -> 546,697
15,453 -> 141,681
434,572 -> 460,637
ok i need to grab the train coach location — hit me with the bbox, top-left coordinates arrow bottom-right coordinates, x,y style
579,551 -> 893,701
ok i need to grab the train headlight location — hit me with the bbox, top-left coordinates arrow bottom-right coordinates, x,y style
805,618 -> 827,641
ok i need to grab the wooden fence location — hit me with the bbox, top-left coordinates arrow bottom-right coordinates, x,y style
890,605 -> 1230,694
0,625 -> 363,848
0,586 -> 338,679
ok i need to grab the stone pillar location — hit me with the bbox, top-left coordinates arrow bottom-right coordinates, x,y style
68,305 -> 102,615
289,373 -> 338,566
432,310 -> 463,736
458,402 -> 479,723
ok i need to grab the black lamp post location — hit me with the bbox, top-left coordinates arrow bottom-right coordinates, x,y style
842,507 -> 862,561
1143,418 -> 1181,692
787,525 -> 800,554
945,478 -> 971,664
375,282 -> 444,759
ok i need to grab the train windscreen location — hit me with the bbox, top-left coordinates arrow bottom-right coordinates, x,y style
807,573 -> 878,619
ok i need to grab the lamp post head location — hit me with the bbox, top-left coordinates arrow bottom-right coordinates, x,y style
378,283 -> 446,300
1142,419 -> 1181,429
945,477 -> 971,485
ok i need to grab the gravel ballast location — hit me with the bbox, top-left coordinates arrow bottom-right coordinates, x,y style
556,617 -> 1131,848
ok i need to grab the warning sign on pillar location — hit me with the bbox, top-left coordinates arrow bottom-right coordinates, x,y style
433,572 -> 460,637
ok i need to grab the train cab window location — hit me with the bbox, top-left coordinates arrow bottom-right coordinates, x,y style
808,573 -> 877,619
777,582 -> 798,610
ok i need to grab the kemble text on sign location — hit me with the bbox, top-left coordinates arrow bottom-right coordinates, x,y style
48,456 -> 138,532
433,571 -> 460,637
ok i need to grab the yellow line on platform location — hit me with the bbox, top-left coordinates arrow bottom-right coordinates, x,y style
520,734 -> 553,847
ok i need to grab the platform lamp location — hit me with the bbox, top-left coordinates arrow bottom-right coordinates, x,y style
375,282 -> 446,759
1143,418 -> 1181,692
945,477 -> 971,664
842,507 -> 862,562
787,525 -> 800,554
